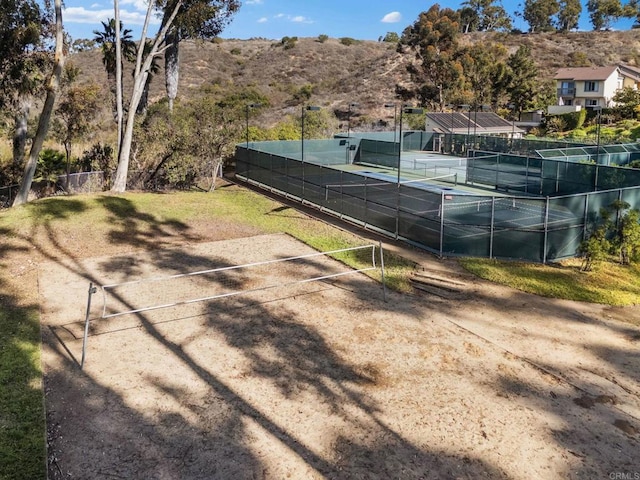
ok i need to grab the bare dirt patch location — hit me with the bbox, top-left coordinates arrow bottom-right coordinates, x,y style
41,234 -> 640,479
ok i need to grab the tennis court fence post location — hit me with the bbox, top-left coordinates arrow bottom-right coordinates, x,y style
542,197 -> 550,264
80,282 -> 97,370
490,197 -> 496,259
582,193 -> 590,241
378,241 -> 387,302
439,191 -> 445,258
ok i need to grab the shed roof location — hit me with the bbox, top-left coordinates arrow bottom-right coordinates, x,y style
426,112 -> 524,135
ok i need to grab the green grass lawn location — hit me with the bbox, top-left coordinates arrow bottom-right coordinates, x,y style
460,257 -> 640,306
1,185 -> 639,479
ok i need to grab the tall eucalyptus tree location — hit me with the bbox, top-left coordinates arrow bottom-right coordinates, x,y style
0,0 -> 50,178
13,0 -> 64,206
160,0 -> 240,111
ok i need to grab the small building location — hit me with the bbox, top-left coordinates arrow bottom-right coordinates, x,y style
425,112 -> 524,148
425,111 -> 525,153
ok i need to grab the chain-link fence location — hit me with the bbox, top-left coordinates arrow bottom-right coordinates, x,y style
0,184 -> 18,208
236,141 -> 640,262
0,172 -> 106,208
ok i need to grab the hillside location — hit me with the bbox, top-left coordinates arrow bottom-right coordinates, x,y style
70,30 -> 640,132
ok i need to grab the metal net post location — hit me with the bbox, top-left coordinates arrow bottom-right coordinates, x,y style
80,282 -> 97,369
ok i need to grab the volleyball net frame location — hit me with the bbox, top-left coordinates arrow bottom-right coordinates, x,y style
80,243 -> 387,369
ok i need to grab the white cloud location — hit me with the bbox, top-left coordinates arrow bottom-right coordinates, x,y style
381,11 -> 402,23
246,0 -> 264,4
272,13 -> 313,24
63,6 -> 161,26
291,16 -> 310,23
119,0 -> 150,11
257,17 -> 268,23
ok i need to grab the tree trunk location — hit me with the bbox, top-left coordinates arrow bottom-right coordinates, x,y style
114,0 -> 124,157
137,77 -> 151,115
12,97 -> 30,176
64,140 -> 72,192
107,70 -> 117,120
112,70 -> 149,192
12,0 -> 64,207
165,30 -> 179,112
111,0 -> 184,193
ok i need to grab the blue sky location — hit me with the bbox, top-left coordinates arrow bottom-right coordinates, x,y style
62,0 -> 634,42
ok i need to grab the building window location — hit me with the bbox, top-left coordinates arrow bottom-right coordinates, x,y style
565,99 -> 573,106
559,81 -> 575,95
586,99 -> 599,107
584,81 -> 598,92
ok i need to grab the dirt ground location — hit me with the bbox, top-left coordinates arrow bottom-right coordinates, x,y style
40,232 -> 640,479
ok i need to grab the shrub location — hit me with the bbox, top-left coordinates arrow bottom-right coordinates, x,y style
578,226 -> 610,271
567,128 -> 587,139
339,37 -> 357,46
544,116 -> 567,134
230,47 -> 241,55
628,160 -> 640,169
37,149 -> 66,180
568,51 -> 590,67
382,32 -> 399,43
629,124 -> 640,140
560,109 -> 587,130
293,84 -> 315,103
317,34 -> 328,43
581,201 -> 640,268
280,36 -> 298,50
79,143 -> 114,173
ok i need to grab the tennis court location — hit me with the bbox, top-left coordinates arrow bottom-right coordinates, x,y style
236,138 -> 640,262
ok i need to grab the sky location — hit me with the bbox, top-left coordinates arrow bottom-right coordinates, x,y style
62,0 -> 635,42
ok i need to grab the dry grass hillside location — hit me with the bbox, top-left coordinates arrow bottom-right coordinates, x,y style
70,30 -> 640,131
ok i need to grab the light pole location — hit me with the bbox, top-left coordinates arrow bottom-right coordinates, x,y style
245,103 -> 261,148
394,106 -> 424,239
446,103 -> 456,154
245,103 -> 261,180
347,102 -> 359,138
473,104 -> 490,152
594,106 -> 602,164
384,103 -> 398,145
301,105 -> 320,199
508,103 -> 516,152
301,105 -> 320,162
459,104 -> 471,157
397,106 -> 424,184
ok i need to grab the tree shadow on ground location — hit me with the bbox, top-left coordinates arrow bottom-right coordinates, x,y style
426,283 -> 640,478
97,196 -> 201,249
41,230 -> 509,478
0,287 -> 46,479
28,194 -> 640,478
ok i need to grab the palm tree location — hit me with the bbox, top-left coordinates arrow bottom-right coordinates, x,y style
93,19 -> 136,119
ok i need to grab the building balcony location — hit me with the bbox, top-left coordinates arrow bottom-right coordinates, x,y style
557,88 -> 576,97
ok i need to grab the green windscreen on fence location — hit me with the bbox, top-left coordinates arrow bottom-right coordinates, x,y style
537,142 -> 640,166
235,140 -> 640,263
